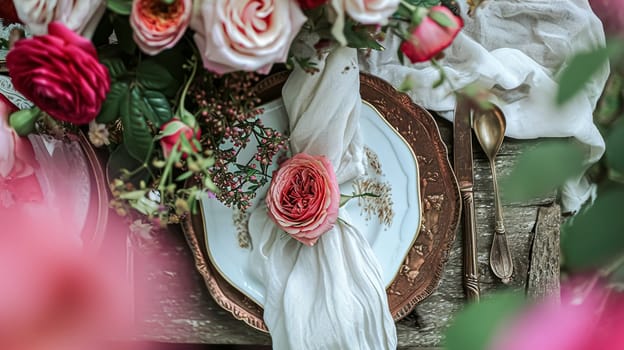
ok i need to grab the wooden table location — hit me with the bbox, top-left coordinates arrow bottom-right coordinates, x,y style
131,117 -> 561,349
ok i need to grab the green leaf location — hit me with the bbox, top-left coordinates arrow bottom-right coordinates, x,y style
97,81 -> 129,124
429,9 -> 457,28
107,0 -> 132,15
344,21 -> 383,50
107,144 -> 150,185
120,87 -> 153,162
112,16 -> 136,54
606,120 -> 624,173
557,47 -> 610,105
445,293 -> 526,350
562,187 -> 624,270
139,89 -> 173,127
501,140 -> 585,203
404,0 -> 440,7
102,58 -> 127,81
137,60 -> 177,91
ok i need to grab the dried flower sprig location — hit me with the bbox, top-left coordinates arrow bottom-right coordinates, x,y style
190,71 -> 288,210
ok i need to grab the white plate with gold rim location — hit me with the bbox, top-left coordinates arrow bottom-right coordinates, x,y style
199,98 -> 422,307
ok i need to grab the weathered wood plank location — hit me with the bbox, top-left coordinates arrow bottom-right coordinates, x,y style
132,121 -> 560,346
527,204 -> 561,300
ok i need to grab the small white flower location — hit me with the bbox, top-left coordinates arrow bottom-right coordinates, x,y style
129,219 -> 154,242
88,121 -> 110,147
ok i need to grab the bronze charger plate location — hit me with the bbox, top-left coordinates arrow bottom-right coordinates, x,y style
182,72 -> 461,332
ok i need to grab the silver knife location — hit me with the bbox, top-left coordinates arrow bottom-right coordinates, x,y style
453,96 -> 480,302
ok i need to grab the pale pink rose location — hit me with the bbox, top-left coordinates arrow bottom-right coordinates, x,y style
13,0 -> 106,38
490,282 -> 624,350
266,153 -> 340,246
343,0 -> 399,25
0,95 -> 42,204
190,0 -> 307,74
400,5 -> 463,63
131,0 -> 192,55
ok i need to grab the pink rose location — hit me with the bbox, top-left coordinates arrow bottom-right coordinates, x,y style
490,283 -> 624,350
590,0 -> 624,37
266,153 -> 340,246
13,0 -> 106,38
131,0 -> 192,55
7,22 -> 110,125
160,118 -> 201,158
0,95 -> 42,204
400,6 -> 463,63
343,0 -> 399,25
190,0 -> 307,74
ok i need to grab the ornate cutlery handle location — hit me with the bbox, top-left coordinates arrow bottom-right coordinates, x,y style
489,161 -> 514,284
461,189 -> 480,302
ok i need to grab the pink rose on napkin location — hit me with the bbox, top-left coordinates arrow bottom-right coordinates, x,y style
0,95 -> 42,204
266,153 -> 340,246
191,0 -> 307,74
131,0 -> 192,55
7,22 -> 110,125
400,5 -> 463,63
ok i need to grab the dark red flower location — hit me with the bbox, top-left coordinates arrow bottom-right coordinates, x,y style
297,0 -> 327,10
0,0 -> 21,25
6,22 -> 110,125
400,6 -> 463,63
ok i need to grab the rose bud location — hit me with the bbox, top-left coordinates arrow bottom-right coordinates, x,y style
131,0 -> 192,55
266,153 -> 340,246
400,5 -> 463,63
6,22 -> 110,125
159,118 -> 201,158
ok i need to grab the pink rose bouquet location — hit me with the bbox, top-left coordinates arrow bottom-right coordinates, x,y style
266,153 -> 340,246
5,0 -> 464,222
6,22 -> 110,125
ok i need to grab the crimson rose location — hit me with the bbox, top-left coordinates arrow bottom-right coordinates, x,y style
7,22 -> 110,125
298,0 -> 327,9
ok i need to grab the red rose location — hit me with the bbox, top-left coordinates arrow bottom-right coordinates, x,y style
6,22 -> 110,125
266,153 -> 340,246
298,0 -> 327,10
0,0 -> 20,24
400,6 -> 463,63
159,119 -> 201,158
590,0 -> 624,37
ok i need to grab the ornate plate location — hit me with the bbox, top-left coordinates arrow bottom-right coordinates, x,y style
201,97 -> 421,306
183,73 -> 461,332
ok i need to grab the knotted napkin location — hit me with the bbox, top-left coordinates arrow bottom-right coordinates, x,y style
361,0 -> 609,213
248,47 -> 397,349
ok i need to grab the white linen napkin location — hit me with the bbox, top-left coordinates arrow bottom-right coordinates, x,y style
248,47 -> 397,349
360,0 -> 610,213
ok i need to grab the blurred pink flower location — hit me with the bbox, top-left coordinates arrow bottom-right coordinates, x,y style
590,0 -> 624,37
0,202 -> 133,350
490,281 -> 624,350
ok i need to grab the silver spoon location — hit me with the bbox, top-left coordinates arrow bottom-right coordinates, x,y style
473,104 -> 514,284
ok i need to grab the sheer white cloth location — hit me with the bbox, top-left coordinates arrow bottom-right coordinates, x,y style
248,47 -> 397,349
360,0 -> 609,213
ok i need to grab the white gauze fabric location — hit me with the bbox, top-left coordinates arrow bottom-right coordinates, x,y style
360,0 -> 610,212
247,47 -> 397,349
